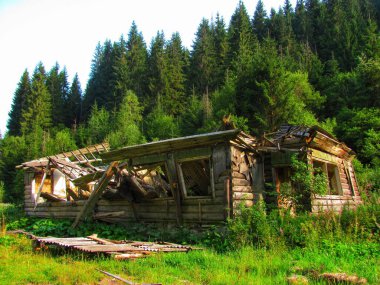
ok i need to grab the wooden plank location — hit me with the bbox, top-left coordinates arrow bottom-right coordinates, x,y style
212,145 -> 227,181
225,176 -> 231,219
174,146 -> 211,161
166,153 -> 182,225
96,204 -> 224,214
72,171 -> 104,186
72,161 -> 119,228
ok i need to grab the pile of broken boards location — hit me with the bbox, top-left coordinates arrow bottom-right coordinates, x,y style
14,231 -> 195,260
19,145 -> 171,204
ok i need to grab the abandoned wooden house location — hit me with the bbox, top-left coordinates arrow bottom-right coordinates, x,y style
19,126 -> 362,227
259,125 -> 362,213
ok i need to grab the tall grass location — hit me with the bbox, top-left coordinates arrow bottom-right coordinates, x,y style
1,200 -> 379,284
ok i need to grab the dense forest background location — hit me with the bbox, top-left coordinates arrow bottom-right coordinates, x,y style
1,0 -> 379,202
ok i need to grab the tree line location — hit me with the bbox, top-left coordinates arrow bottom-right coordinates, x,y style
1,0 -> 379,202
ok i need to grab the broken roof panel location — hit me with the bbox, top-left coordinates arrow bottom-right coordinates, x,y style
101,129 -> 256,162
264,125 -> 355,159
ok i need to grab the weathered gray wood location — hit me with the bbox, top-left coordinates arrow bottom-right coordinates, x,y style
212,145 -> 227,181
72,161 -> 119,228
34,166 -> 49,209
166,153 -> 182,225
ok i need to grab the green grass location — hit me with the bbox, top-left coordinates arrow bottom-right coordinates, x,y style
0,202 -> 379,284
0,234 -> 378,285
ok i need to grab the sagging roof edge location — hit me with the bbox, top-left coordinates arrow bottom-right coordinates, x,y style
18,125 -> 355,168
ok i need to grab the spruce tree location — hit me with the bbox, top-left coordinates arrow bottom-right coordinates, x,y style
110,36 -> 130,110
252,0 -> 268,41
190,18 -> 217,96
211,13 -> 228,89
126,21 -> 148,100
147,31 -> 167,112
226,1 -> 256,69
83,41 -> 115,115
20,63 -> 52,134
47,63 -> 69,126
7,70 -> 31,136
163,33 -> 188,116
294,0 -> 308,42
65,73 -> 82,127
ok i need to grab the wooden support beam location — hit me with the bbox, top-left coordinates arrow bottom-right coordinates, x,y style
166,153 -> 182,225
72,161 -> 119,228
34,161 -> 50,209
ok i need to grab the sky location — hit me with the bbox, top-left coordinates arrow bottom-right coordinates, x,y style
0,0 -> 296,135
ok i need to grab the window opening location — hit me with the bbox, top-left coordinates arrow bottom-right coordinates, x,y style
179,158 -> 211,197
313,160 -> 341,195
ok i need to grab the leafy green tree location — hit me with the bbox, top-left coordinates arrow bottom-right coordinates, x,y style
179,95 -> 204,135
336,108 -> 380,166
107,90 -> 145,148
45,128 -> 77,155
86,102 -> 111,145
7,70 -> 31,136
0,135 -> 27,202
145,106 -> 180,141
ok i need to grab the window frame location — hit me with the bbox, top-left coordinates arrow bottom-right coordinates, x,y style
176,156 -> 215,199
312,158 -> 343,196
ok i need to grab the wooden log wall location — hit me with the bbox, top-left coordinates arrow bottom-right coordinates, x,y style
309,149 -> 362,213
24,143 -> 232,226
311,195 -> 357,213
230,146 -> 254,213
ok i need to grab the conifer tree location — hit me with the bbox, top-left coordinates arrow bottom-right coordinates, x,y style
294,0 -> 308,42
83,41 -> 115,115
65,73 -> 82,127
163,33 -> 188,116
226,1 -> 256,69
252,0 -> 268,41
190,18 -> 217,96
126,21 -> 148,100
107,90 -> 145,148
147,31 -> 167,112
211,13 -> 228,89
47,63 -> 69,126
7,70 -> 31,136
110,36 -> 130,110
21,63 -> 52,134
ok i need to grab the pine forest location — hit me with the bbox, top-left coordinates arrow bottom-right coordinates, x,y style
1,0 -> 379,202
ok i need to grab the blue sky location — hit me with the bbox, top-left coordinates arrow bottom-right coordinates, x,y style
0,0 -> 295,135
